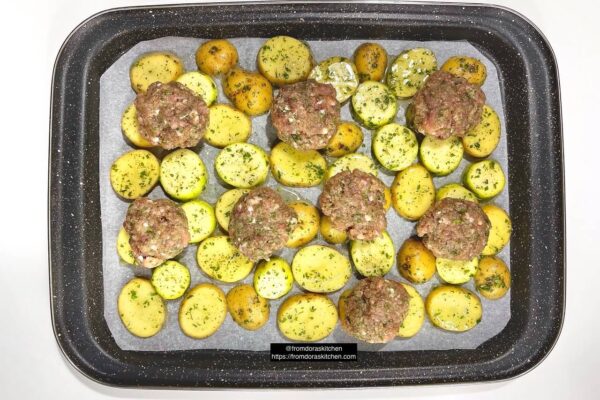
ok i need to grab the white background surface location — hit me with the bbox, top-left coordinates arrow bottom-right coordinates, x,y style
0,0 -> 597,398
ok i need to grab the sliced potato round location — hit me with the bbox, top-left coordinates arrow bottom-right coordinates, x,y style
223,67 -> 273,116
286,201 -> 320,248
118,277 -> 166,338
214,188 -> 251,231
130,52 -> 184,93
354,42 -> 388,82
150,260 -> 191,300
291,245 -> 351,293
257,36 -> 313,85
372,123 -> 419,171
324,121 -> 364,157
397,283 -> 425,338
121,103 -> 153,148
179,283 -> 227,339
196,236 -> 254,283
419,135 -> 464,176
436,257 -> 479,285
319,215 -> 348,245
462,105 -> 501,158
337,289 -> 352,323
391,163 -> 435,220
397,237 -> 436,284
386,48 -> 437,98
435,183 -> 479,203
384,186 -> 392,210
441,56 -> 487,86
309,56 -> 359,102
351,81 -> 398,129
350,231 -> 395,277
426,285 -> 482,332
464,159 -> 506,199
226,284 -> 269,331
327,153 -> 378,180
196,39 -> 238,76
160,149 -> 207,201
176,71 -> 218,106
110,149 -> 160,200
475,256 -> 511,300
270,142 -> 326,187
481,204 -> 512,255
181,200 -> 216,243
117,227 -> 135,265
215,143 -> 270,188
253,257 -> 294,300
277,293 -> 338,341
204,104 -> 252,148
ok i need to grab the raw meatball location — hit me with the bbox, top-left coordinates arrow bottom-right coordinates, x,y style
271,79 -> 340,150
135,81 -> 209,149
416,197 -> 490,260
123,197 -> 190,268
342,277 -> 409,343
412,70 -> 485,139
318,169 -> 386,240
229,187 -> 297,261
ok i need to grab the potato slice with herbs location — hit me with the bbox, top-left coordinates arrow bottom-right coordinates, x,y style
130,52 -> 184,93
309,56 -> 359,102
278,293 -> 338,341
215,143 -> 270,188
176,71 -> 218,106
118,278 -> 166,338
181,200 -> 216,243
372,123 -> 419,172
426,285 -> 482,332
160,149 -> 207,201
324,121 -> 364,157
441,56 -> 487,86
223,67 -> 273,116
462,105 -> 501,158
121,103 -> 153,148
110,149 -> 160,200
419,135 -> 464,176
436,257 -> 479,285
179,283 -> 227,339
354,42 -> 388,82
475,256 -> 511,300
319,215 -> 348,245
286,201 -> 320,248
291,245 -> 351,293
270,142 -> 326,187
214,188 -> 251,231
151,260 -> 191,300
391,164 -> 435,220
254,257 -> 294,300
257,36 -> 313,85
116,227 -> 135,265
397,238 -> 436,284
435,183 -> 479,203
386,48 -> 437,98
196,236 -> 254,283
351,81 -> 398,129
196,39 -> 239,76
204,104 -> 252,148
481,204 -> 512,255
327,153 -> 378,180
464,159 -> 506,199
226,284 -> 270,331
397,283 -> 425,338
350,231 -> 395,277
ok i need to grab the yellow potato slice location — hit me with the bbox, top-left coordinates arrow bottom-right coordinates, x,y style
277,293 -> 338,341
130,52 -> 184,93
110,149 -> 160,200
270,142 -> 326,187
118,278 -> 166,338
196,236 -> 254,283
286,201 -> 320,248
391,164 -> 435,220
179,283 -> 227,339
426,286 -> 482,332
291,245 -> 351,293
397,283 -> 425,338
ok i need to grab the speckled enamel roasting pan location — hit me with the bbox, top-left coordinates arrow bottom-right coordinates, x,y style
49,1 -> 564,388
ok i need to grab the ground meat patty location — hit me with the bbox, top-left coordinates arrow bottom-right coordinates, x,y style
412,70 -> 485,139
135,81 -> 209,149
318,169 -> 386,240
342,277 -> 410,343
124,197 -> 190,268
416,198 -> 490,260
271,79 -> 340,150
228,187 -> 297,261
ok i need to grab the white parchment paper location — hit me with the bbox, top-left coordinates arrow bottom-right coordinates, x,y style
100,37 -> 510,351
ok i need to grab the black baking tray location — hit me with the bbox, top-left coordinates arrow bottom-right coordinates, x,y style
49,1 -> 564,388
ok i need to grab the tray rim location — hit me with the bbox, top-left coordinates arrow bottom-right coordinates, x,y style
49,0 -> 565,389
